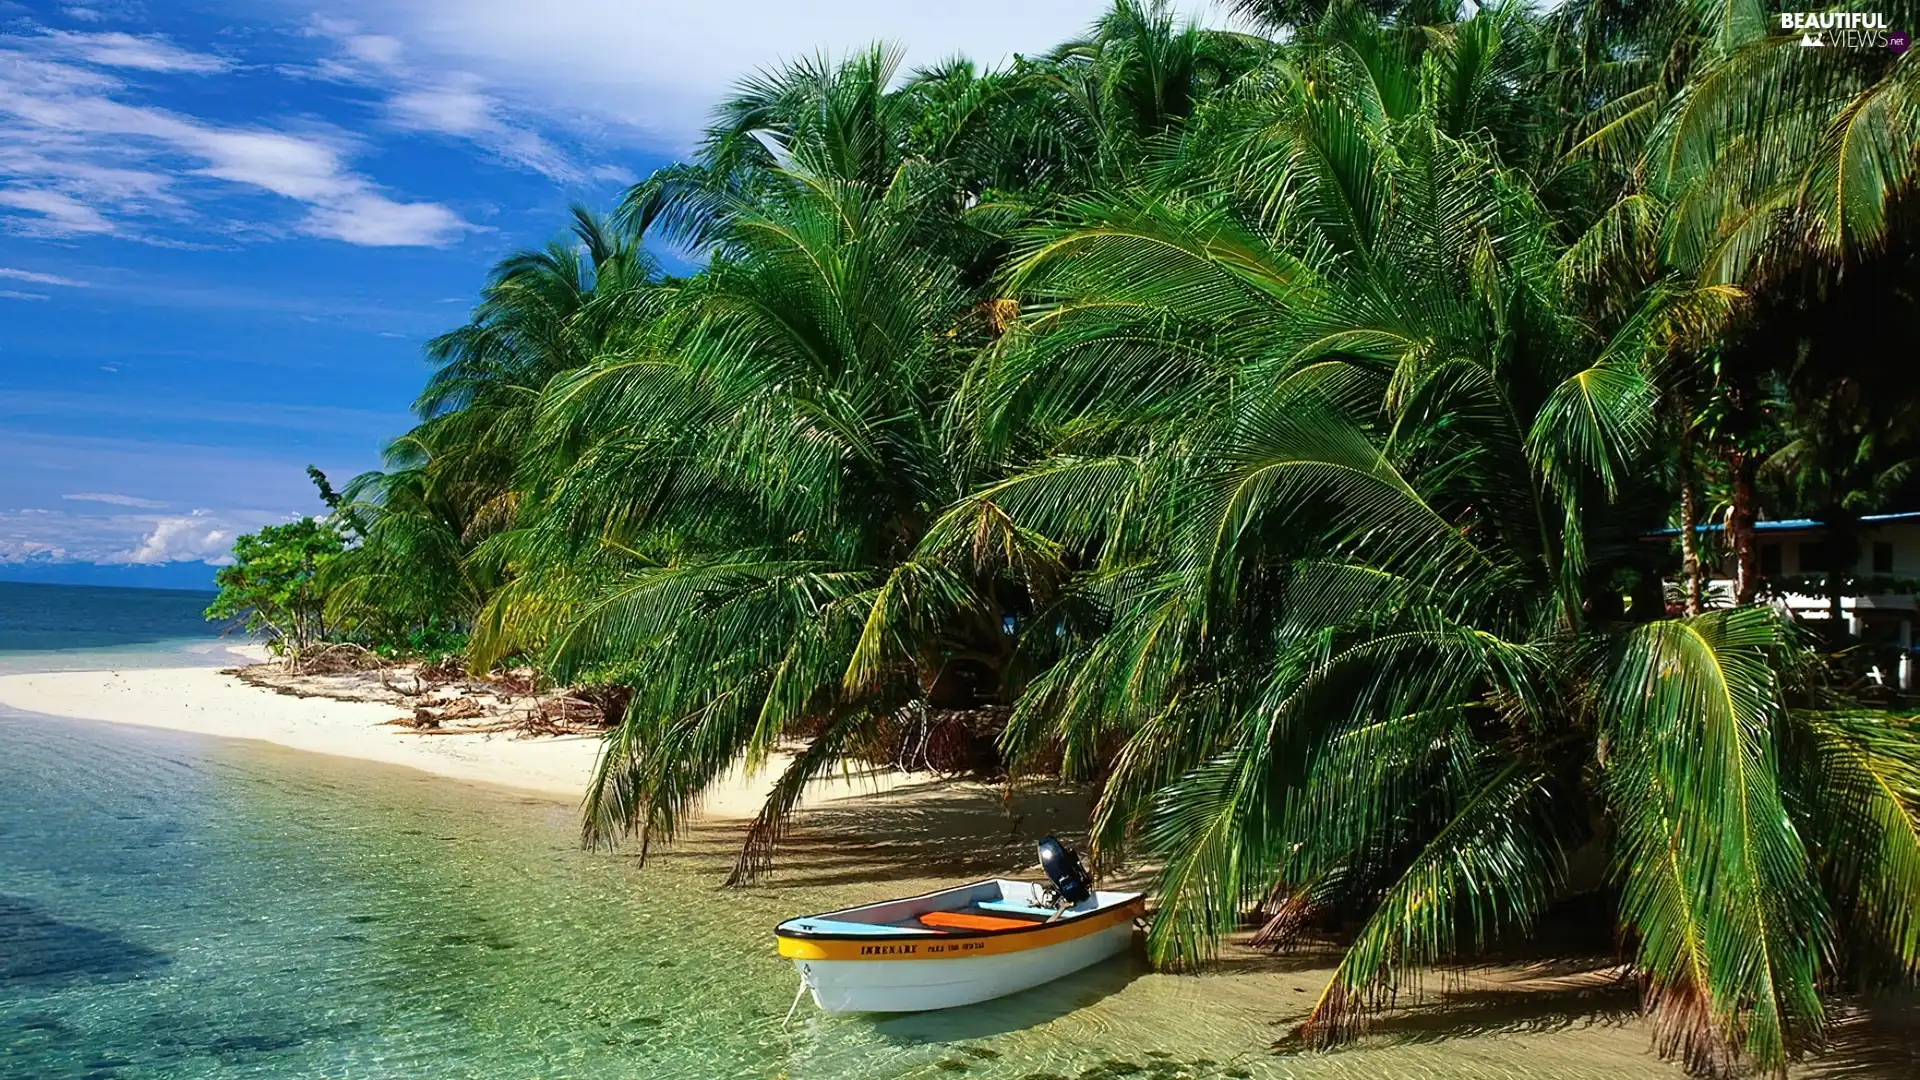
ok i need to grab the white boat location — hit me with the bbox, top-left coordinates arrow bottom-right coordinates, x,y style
775,839 -> 1145,1014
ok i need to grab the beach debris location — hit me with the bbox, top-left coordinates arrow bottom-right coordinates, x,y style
436,696 -> 488,721
242,655 -> 617,740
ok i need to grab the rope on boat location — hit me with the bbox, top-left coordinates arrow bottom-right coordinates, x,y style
782,975 -> 810,1028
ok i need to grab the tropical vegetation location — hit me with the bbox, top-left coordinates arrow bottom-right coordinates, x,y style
211,1 -> 1920,1072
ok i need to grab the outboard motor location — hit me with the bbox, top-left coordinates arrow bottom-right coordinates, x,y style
1037,835 -> 1094,905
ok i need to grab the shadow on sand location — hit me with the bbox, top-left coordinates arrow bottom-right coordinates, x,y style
660,779 -> 1097,891
1797,995 -> 1920,1080
642,777 -> 1920,1074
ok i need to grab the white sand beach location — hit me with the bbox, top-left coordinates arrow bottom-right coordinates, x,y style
0,663 -> 905,817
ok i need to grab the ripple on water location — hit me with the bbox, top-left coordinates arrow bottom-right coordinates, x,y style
0,708 -> 1727,1080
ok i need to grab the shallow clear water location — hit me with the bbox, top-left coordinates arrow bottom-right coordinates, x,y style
0,706 -> 1707,1080
0,588 -> 1716,1078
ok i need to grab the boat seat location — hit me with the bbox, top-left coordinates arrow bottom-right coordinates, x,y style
918,910 -> 1038,932
975,898 -> 1073,918
785,918 -> 932,936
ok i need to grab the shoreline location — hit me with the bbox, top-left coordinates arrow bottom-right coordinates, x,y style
8,660 -> 1910,1076
0,662 -> 911,817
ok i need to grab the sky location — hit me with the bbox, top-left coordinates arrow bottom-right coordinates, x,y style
0,0 -> 1157,589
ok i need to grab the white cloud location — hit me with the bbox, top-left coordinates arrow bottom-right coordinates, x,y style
0,266 -> 88,287
118,509 -> 233,564
298,21 -> 591,182
0,27 -> 470,245
63,491 -> 168,508
390,84 -> 491,133
301,192 -> 470,245
63,8 -> 108,24
0,288 -> 50,300
35,30 -> 233,74
308,0 -> 1178,148
0,186 -> 114,234
341,32 -> 404,69
0,502 -> 298,567
0,537 -> 69,562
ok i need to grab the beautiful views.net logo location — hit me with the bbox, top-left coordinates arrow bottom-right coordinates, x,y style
1779,11 -> 1908,51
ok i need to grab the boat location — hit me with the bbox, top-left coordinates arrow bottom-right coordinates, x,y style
775,837 -> 1145,1014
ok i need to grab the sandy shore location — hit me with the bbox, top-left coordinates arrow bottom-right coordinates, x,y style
8,663 -> 1910,1075
0,663 -> 906,817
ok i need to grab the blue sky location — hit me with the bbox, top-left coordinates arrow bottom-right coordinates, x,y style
0,0 -> 1136,588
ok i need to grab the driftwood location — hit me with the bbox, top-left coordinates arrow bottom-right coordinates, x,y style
291,641 -> 384,675
244,647 -> 616,740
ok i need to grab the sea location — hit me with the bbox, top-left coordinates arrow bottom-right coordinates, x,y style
0,582 -> 1695,1079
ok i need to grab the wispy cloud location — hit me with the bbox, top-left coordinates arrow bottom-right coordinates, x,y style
34,29 -> 233,74
298,18 -> 596,183
0,288 -> 50,300
63,491 -> 168,508
309,0 -> 1136,149
0,186 -> 114,234
0,266 -> 88,287
0,27 -> 471,246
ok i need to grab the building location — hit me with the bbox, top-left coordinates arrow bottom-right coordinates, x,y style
1651,511 -> 1920,689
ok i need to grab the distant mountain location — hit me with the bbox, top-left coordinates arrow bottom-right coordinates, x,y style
0,561 -> 218,591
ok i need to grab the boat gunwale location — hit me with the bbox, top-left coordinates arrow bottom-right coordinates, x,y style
775,880 -> 1144,943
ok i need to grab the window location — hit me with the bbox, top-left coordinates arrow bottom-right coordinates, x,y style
1798,542 -> 1826,573
1874,542 -> 1895,575
1760,543 -> 1782,576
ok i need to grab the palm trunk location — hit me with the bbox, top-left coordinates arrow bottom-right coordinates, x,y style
1729,447 -> 1757,606
1679,427 -> 1703,617
1826,518 -> 1856,642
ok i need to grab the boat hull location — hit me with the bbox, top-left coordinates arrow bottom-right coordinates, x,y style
793,917 -> 1135,1013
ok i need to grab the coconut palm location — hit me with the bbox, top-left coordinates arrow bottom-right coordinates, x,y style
952,16 -> 1920,1073
324,209 -> 661,640
485,160 -> 1042,881
298,5 -> 1920,1072
1550,0 -> 1920,603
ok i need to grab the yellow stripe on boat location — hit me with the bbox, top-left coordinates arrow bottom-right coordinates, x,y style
776,897 -> 1144,962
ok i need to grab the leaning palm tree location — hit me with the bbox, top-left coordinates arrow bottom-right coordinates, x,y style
952,16 -> 1920,1073
489,161 -> 1036,881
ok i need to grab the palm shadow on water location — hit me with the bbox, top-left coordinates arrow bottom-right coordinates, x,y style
0,894 -> 167,987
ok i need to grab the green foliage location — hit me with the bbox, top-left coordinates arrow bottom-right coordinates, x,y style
302,0 -> 1920,1073
204,518 -> 345,660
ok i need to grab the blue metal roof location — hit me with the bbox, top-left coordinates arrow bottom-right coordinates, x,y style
1646,511 -> 1920,538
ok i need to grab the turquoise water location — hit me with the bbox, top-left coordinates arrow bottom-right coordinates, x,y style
0,581 -> 253,673
1,708 -> 1706,1080
0,586 -> 1719,1079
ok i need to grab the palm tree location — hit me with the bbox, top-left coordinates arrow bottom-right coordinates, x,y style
325,209 -> 661,641
1550,0 -> 1920,604
485,160 -> 1037,881
951,12 -> 1920,1073
308,6 -> 1920,1073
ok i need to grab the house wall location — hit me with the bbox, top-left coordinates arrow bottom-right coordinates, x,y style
1755,521 -> 1920,580
1686,521 -> 1920,622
